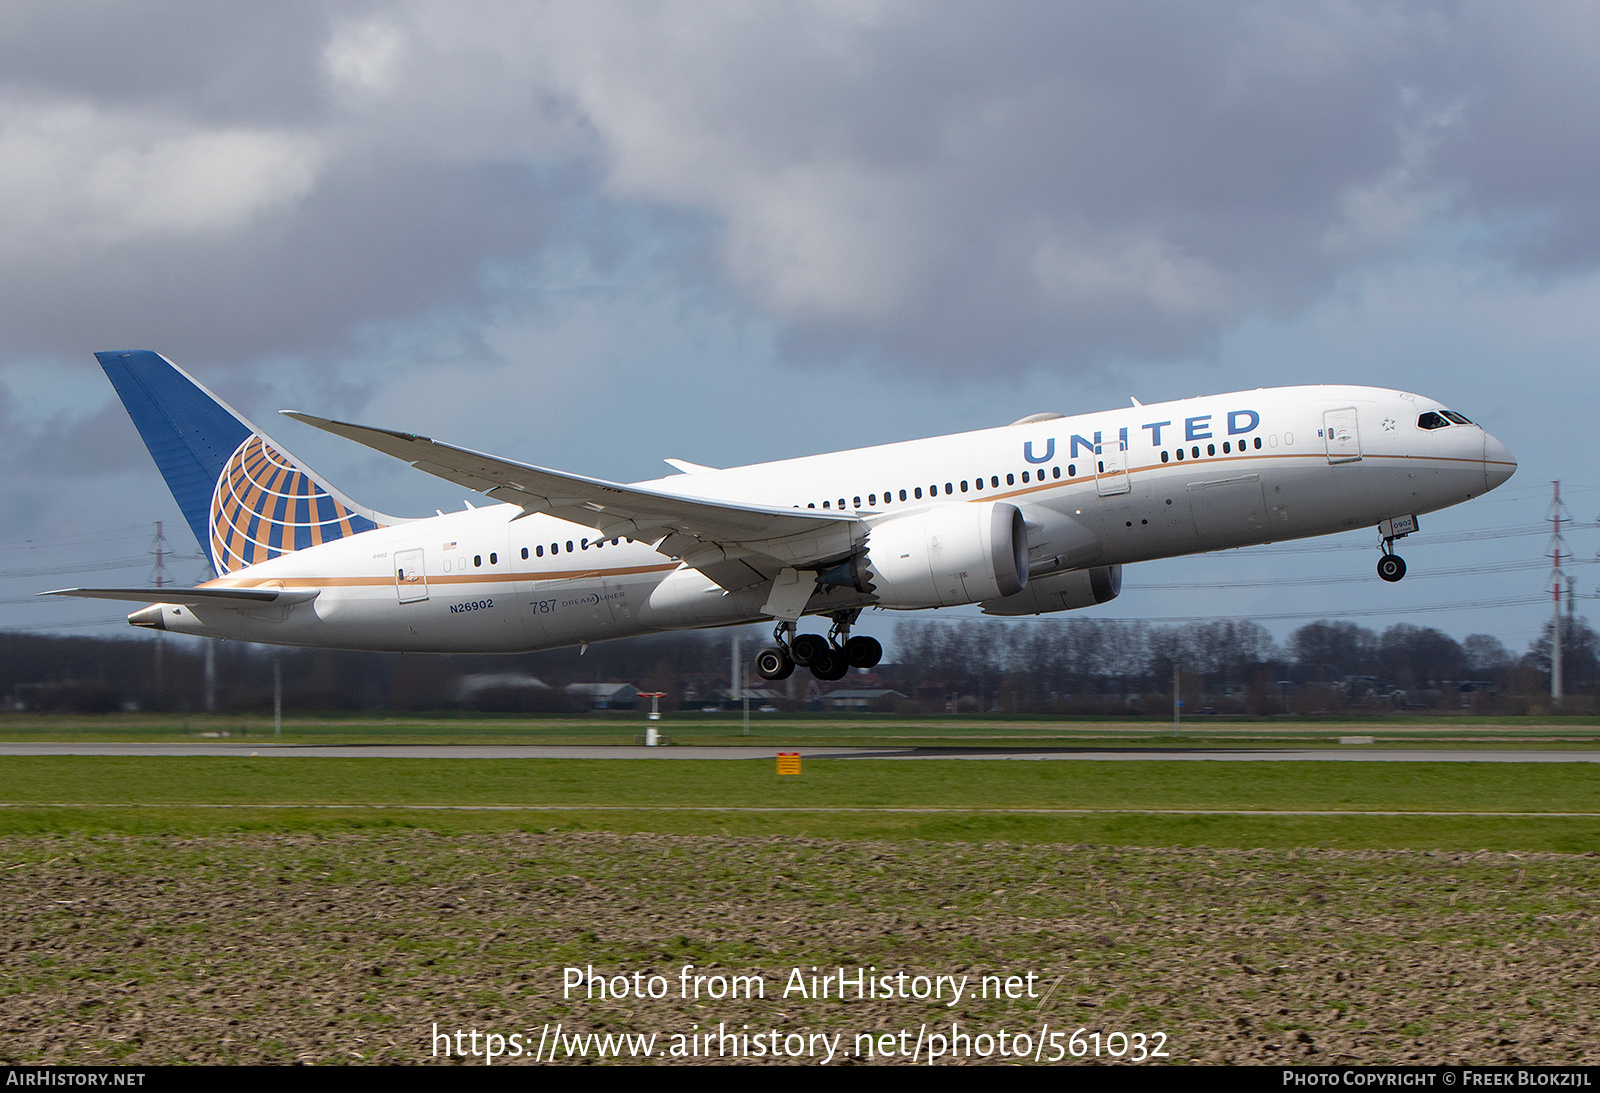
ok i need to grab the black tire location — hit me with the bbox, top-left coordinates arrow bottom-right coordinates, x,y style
754,647 -> 794,681
789,632 -> 829,667
808,647 -> 850,681
845,635 -> 883,668
1377,554 -> 1407,582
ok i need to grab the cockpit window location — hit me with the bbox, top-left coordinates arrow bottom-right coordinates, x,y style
1441,410 -> 1473,425
1417,411 -> 1449,430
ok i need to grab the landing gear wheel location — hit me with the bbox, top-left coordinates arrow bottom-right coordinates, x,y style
809,646 -> 850,681
845,635 -> 882,669
789,632 -> 830,668
1377,554 -> 1407,583
754,646 -> 794,681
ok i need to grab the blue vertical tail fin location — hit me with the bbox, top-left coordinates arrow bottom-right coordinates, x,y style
96,351 -> 394,576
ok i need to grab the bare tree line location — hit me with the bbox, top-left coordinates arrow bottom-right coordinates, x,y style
888,615 -> 1597,714
1,612 -> 1594,715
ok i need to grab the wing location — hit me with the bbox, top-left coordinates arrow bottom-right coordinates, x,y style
41,587 -> 320,606
282,412 -> 862,593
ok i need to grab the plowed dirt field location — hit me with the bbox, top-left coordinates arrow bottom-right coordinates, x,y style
3,832 -> 1594,1065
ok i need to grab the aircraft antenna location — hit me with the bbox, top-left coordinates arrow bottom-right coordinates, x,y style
1546,481 -> 1572,706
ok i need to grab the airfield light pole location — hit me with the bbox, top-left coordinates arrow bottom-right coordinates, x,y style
639,692 -> 666,746
1172,660 -> 1180,737
196,551 -> 217,713
733,633 -> 750,736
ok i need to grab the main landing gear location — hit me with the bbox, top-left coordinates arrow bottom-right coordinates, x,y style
754,611 -> 883,682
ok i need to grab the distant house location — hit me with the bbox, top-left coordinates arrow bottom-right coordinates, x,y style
454,673 -> 550,702
819,688 -> 905,711
706,687 -> 786,709
566,683 -> 640,710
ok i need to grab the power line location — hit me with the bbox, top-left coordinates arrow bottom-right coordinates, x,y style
1,617 -> 132,632
991,593 -> 1552,626
0,556 -> 150,580
1470,484 -> 1600,505
0,526 -> 151,551
1130,557 -> 1586,592
1222,521 -> 1596,557
1124,594 -> 1550,624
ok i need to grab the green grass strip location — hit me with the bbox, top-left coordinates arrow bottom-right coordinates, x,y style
0,756 -> 1595,850
0,804 -> 1596,851
1,755 -> 1597,809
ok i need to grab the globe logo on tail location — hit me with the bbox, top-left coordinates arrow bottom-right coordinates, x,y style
208,435 -> 378,575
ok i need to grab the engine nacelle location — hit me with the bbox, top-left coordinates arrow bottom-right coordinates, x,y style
979,564 -> 1121,616
852,502 -> 1028,609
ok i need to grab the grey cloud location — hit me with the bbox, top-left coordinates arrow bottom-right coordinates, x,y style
1423,4 -> 1600,271
9,398 -> 145,480
0,373 -> 159,566
0,155 -> 604,367
0,1 -> 335,124
0,1 -> 1595,385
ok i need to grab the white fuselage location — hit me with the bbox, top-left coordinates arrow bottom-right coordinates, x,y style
155,385 -> 1514,651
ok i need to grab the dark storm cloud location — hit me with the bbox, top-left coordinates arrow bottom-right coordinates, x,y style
0,1 -> 1596,383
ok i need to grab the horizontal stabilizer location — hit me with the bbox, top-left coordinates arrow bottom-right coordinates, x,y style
41,587 -> 320,607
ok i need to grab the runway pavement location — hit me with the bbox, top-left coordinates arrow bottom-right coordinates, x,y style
2,743 -> 1598,761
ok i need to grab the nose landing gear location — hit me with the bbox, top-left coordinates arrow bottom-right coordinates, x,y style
1376,514 -> 1417,583
1377,552 -> 1407,583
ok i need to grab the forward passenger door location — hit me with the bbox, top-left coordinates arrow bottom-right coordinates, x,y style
1324,408 -> 1361,464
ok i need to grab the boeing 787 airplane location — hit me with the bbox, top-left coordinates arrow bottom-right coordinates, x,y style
49,351 -> 1515,681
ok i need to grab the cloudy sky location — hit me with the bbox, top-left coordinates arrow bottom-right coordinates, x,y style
3,1 -> 1597,656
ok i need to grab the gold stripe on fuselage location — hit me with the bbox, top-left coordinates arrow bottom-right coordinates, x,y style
202,561 -> 680,591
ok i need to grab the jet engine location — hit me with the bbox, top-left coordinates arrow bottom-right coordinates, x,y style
979,564 -> 1122,615
821,502 -> 1028,609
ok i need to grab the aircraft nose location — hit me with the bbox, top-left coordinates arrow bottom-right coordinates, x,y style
1483,431 -> 1516,492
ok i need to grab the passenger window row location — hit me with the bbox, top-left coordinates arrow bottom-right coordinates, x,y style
1160,436 -> 1263,463
423,537 -> 636,567
516,536 -> 629,559
803,466 -> 1075,511
795,429 -> 1275,510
